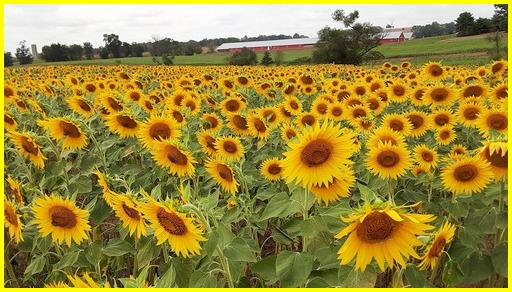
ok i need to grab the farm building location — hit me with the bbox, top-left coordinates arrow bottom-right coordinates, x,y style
403,32 -> 415,40
216,38 -> 318,52
378,31 -> 406,44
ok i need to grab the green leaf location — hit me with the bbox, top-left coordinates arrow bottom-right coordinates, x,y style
85,240 -> 102,266
68,174 -> 92,194
223,237 -> 257,262
203,230 -> 219,257
189,270 -> 217,288
442,259 -> 465,286
491,244 -> 508,276
404,264 -> 434,287
440,199 -> 469,219
101,238 -> 134,257
276,251 -> 313,287
315,246 -> 341,270
23,254 -> 46,280
53,249 -> 81,270
260,192 -> 293,221
89,198 -> 112,225
337,265 -> 377,288
216,223 -> 235,250
251,255 -> 278,285
154,263 -> 176,288
358,183 -> 377,203
307,269 -> 340,287
199,189 -> 219,213
300,215 -> 328,238
136,237 -> 159,269
271,224 -> 294,245
47,160 -> 66,176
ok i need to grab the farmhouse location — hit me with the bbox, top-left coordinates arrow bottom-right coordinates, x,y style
378,31 -> 406,44
216,38 -> 319,52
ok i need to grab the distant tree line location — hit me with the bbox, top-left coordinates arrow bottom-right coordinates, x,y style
411,22 -> 456,38
455,5 -> 507,37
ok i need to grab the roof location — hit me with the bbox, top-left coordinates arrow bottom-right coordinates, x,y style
403,32 -> 414,39
378,31 -> 404,39
216,38 -> 319,51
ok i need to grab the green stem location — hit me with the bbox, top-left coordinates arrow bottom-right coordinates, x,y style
429,258 -> 442,284
391,266 -> 404,288
133,237 -> 139,275
4,242 -> 19,288
87,123 -> 108,171
162,244 -> 170,264
388,179 -> 395,205
302,187 -> 310,252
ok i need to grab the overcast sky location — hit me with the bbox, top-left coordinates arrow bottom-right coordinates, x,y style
4,4 -> 496,54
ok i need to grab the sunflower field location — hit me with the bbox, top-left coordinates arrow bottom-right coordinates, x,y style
3,60 -> 508,288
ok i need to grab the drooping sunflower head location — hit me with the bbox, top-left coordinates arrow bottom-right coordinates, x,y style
478,140 -> 508,181
6,175 -> 24,206
104,113 -> 140,138
418,221 -> 456,270
7,131 -> 46,169
66,96 -> 95,118
4,112 -> 18,132
197,130 -> 218,156
32,194 -> 91,247
205,159 -> 239,195
441,155 -> 493,195
137,115 -> 181,149
260,157 -> 284,181
365,141 -> 412,180
37,117 -> 88,150
335,202 -> 435,272
281,121 -> 356,189
111,193 -> 147,238
310,164 -> 355,205
405,110 -> 430,138
4,199 -> 24,243
150,141 -> 196,177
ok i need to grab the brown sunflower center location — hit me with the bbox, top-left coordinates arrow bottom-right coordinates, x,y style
317,103 -> 328,114
217,164 -> 233,182
421,151 -> 434,162
485,147 -> 508,168
355,86 -> 366,96
367,99 -> 379,110
370,83 -> 381,92
122,203 -> 140,220
205,117 -> 218,129
431,88 -> 449,101
428,65 -> 443,77
262,110 -> 277,122
172,111 -> 184,123
463,86 -> 483,97
231,115 -> 248,131
454,164 -> 478,182
356,212 -> 398,243
223,80 -> 234,89
144,100 -> 154,111
107,97 -> 123,111
149,123 -> 171,140
5,87 -> 14,97
487,114 -> 507,131
414,89 -> 425,101
4,114 -> 15,125
352,108 -> 367,119
253,119 -> 267,133
393,86 -> 405,96
49,206 -> 78,229
78,100 -> 92,111
284,85 -> 295,95
301,139 -> 333,167
389,120 -> 404,132
225,100 -> 240,112
496,87 -> 508,99
301,115 -> 315,127
156,208 -> 187,235
223,141 -> 238,154
268,164 -> 282,175
204,135 -> 216,151
237,76 -> 249,85
167,146 -> 188,166
434,114 -> 449,126
331,107 -> 343,117
407,114 -> 424,129
117,115 -> 138,129
173,95 -> 185,107
491,63 -> 503,74
439,130 -> 451,140
59,121 -> 82,138
377,150 -> 399,167
289,100 -> 299,109
4,207 -> 18,226
300,75 -> 314,85
85,84 -> 96,93
347,99 -> 363,107
286,129 -> 297,140
427,237 -> 446,258
20,136 -> 39,156
463,107 -> 479,120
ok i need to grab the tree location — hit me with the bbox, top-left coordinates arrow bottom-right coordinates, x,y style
455,12 -> 477,36
40,43 -> 69,62
492,4 -> 508,32
130,43 -> 144,57
149,36 -> 175,57
4,52 -> 13,67
228,47 -> 258,65
312,10 -> 382,65
15,41 -> 33,65
273,51 -> 284,66
83,42 -> 94,60
260,51 -> 273,66
475,17 -> 493,34
121,42 -> 131,58
67,44 -> 83,61
103,33 -> 122,58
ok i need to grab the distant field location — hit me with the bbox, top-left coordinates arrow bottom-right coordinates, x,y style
13,33 -> 506,67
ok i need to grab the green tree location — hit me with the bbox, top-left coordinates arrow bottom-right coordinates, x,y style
455,12 -> 477,36
492,4 -> 508,32
103,33 -> 122,58
121,42 -> 131,57
67,44 -> 83,61
260,51 -> 273,66
4,52 -> 13,67
40,43 -> 69,62
83,42 -> 94,60
312,10 -> 382,65
475,17 -> 493,34
273,50 -> 284,65
130,43 -> 144,57
15,41 -> 33,65
228,47 -> 258,65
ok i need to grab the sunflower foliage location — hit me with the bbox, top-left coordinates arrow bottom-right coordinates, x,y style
3,60 -> 508,288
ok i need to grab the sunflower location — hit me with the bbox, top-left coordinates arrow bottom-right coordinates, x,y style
259,107 -> 282,129
111,193 -> 147,238
260,157 -> 284,181
37,117 -> 88,150
104,113 -> 140,138
489,83 -> 508,104
277,104 -> 293,123
6,175 -> 24,206
296,112 -> 317,130
367,126 -> 406,149
489,59 -> 507,76
405,110 -> 430,138
4,200 -> 24,243
7,131 -> 46,169
124,89 -> 144,103
200,112 -> 223,132
441,155 -> 493,195
281,121 -> 355,189
335,202 -> 436,272
413,144 -> 438,170
460,83 -> 487,99
215,136 -> 245,161
457,101 -> 482,128
281,123 -> 299,142
478,140 -> 508,181
150,141 -> 196,177
311,98 -> 330,119
205,159 -> 239,195
67,272 -> 110,288
327,102 -> 345,121
137,115 -> 181,149
220,96 -> 245,116
100,94 -> 124,113
197,130 -> 218,156
365,95 -> 386,116
450,144 -> 467,158
431,109 -> 455,129
226,114 -> 251,136
138,195 -> 206,257
424,84 -> 455,108
476,108 -> 508,137
387,80 -> 410,103
169,109 -> 187,126
347,104 -> 372,121
436,125 -> 457,146
410,87 -> 427,106
66,96 -> 95,118
381,114 -> 413,136
283,96 -> 303,115
247,114 -> 270,140
310,165 -> 355,205
411,165 -> 432,177
282,83 -> 297,97
423,62 -> 446,80
32,194 -> 91,246
92,169 -> 115,206
418,221 -> 456,270
181,95 -> 201,116
365,141 -> 412,180
4,112 -> 18,131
